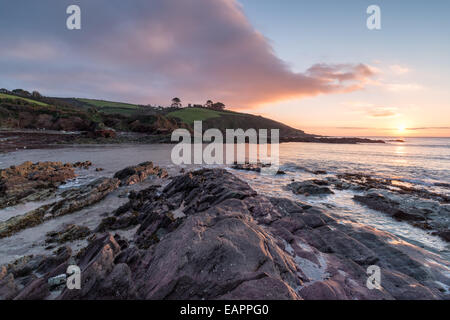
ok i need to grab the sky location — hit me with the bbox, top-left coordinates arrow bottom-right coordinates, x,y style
0,0 -> 449,137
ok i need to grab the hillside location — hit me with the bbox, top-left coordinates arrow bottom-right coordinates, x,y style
167,107 -> 310,139
0,93 -> 49,107
0,90 -> 309,138
0,89 -> 384,147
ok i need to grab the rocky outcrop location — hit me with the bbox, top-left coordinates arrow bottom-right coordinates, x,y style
317,172 -> 450,242
1,169 -> 446,300
231,162 -> 285,175
0,177 -> 120,239
286,180 -> 334,196
113,161 -> 168,186
0,161 -> 77,208
354,192 -> 424,221
46,224 -> 91,245
280,136 -> 385,144
354,190 -> 450,242
336,173 -> 449,203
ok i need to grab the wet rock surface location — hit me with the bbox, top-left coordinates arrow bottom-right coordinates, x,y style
354,190 -> 450,242
315,172 -> 450,243
283,171 -> 450,243
0,177 -> 120,239
336,172 -> 449,203
0,161 -> 78,208
0,168 -> 447,300
286,180 -> 334,196
231,162 -> 285,175
46,224 -> 91,245
114,161 -> 168,186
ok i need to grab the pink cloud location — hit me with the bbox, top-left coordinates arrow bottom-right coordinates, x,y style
0,0 -> 376,108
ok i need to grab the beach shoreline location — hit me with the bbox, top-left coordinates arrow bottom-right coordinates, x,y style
0,129 -> 388,154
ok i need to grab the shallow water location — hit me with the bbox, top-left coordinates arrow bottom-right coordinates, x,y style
0,138 -> 449,262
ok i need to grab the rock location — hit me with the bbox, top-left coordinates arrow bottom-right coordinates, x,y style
0,266 -> 7,281
58,234 -> 122,299
0,177 -> 120,239
353,190 -> 450,243
433,230 -> 450,242
0,161 -> 77,208
232,162 -> 263,172
0,273 -> 19,300
315,228 -> 379,265
96,263 -> 137,299
73,161 -> 92,169
280,137 -> 385,144
132,206 -> 302,299
5,255 -> 44,278
231,162 -> 284,175
434,182 -> 450,189
218,276 -> 299,300
13,278 -> 49,300
286,180 -> 334,196
337,172 -> 449,203
7,169 -> 448,300
380,270 -> 440,300
299,281 -> 348,300
354,192 -> 423,222
46,224 -> 91,244
114,161 -> 168,186
36,246 -> 73,275
95,212 -> 139,232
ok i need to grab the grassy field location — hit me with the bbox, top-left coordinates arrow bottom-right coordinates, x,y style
0,93 -> 49,106
167,107 -> 230,125
77,98 -> 139,109
77,98 -> 142,115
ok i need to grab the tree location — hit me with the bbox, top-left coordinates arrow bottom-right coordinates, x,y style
205,100 -> 213,108
12,89 -> 31,97
171,97 -> 182,108
32,91 -> 42,98
211,102 -> 225,110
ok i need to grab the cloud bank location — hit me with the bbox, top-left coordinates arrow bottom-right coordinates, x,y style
0,0 -> 375,108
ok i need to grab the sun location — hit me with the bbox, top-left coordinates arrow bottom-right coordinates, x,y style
395,124 -> 408,136
396,124 -> 407,134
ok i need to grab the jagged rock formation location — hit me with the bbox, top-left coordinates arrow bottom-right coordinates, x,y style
114,161 -> 168,186
1,169 -> 447,300
0,161 -> 79,208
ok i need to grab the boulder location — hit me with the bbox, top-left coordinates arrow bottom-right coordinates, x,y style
286,180 -> 334,196
114,161 -> 168,186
